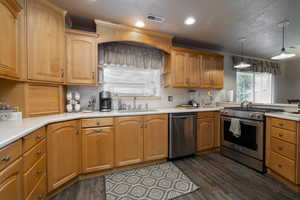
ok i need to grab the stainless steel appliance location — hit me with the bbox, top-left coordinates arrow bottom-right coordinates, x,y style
220,107 -> 283,172
169,112 -> 197,159
99,91 -> 112,112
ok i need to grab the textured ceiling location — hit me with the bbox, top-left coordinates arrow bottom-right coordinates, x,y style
50,0 -> 300,60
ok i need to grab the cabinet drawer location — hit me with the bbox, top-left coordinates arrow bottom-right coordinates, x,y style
271,127 -> 296,144
81,117 -> 113,128
23,127 -> 46,153
24,156 -> 46,198
271,137 -> 296,160
269,151 -> 295,182
271,118 -> 297,131
0,140 -> 22,171
26,175 -> 46,200
23,139 -> 46,172
197,112 -> 215,119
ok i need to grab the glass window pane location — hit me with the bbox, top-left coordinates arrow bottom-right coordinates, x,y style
254,73 -> 273,104
236,72 -> 254,102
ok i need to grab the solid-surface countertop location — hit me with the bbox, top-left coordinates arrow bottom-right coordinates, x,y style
0,107 -> 222,149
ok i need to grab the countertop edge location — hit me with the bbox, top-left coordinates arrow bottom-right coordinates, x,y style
265,113 -> 300,121
0,107 -> 223,149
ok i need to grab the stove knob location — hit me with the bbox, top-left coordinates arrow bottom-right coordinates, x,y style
256,114 -> 263,119
250,113 -> 255,118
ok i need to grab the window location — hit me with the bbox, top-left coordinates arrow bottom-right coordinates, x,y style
236,72 -> 274,103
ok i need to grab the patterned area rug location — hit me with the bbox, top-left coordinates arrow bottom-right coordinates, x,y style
105,162 -> 199,200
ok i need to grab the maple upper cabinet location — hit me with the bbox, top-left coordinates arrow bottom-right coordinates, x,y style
27,0 -> 66,83
143,114 -> 168,161
82,127 -> 114,173
115,116 -> 144,167
47,120 -> 80,192
0,0 -> 22,79
201,55 -> 224,89
165,47 -> 223,89
66,29 -> 98,85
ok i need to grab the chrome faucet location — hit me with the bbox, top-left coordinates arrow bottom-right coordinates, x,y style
241,100 -> 252,110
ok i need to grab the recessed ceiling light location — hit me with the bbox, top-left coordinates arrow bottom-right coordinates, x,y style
135,20 -> 145,28
184,17 -> 196,25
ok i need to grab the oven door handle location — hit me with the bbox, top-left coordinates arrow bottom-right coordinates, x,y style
221,116 -> 263,126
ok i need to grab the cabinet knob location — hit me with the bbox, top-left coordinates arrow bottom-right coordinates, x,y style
278,164 -> 283,168
278,123 -> 284,127
278,146 -> 283,151
35,135 -> 43,140
1,156 -> 10,162
36,170 -> 43,175
278,133 -> 284,137
96,121 -> 100,126
35,151 -> 43,156
92,72 -> 95,80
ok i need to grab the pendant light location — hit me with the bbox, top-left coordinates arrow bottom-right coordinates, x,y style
271,20 -> 295,60
234,38 -> 251,69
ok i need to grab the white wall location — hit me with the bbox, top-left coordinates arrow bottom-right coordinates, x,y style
275,59 -> 300,103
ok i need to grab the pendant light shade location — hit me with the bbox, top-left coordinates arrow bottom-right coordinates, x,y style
271,20 -> 296,60
234,38 -> 251,69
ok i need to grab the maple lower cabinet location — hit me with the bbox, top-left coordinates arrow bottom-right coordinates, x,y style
0,158 -> 23,200
82,127 -> 114,173
47,120 -> 80,192
197,112 -> 220,152
115,116 -> 144,167
143,114 -> 168,161
66,29 -> 98,85
0,0 -> 22,79
27,0 -> 66,83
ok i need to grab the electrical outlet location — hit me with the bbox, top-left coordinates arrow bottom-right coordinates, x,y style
168,96 -> 173,103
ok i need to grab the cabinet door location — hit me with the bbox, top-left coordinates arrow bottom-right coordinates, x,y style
115,116 -> 144,167
200,55 -> 214,88
47,120 -> 80,192
144,114 -> 168,161
171,50 -> 186,87
186,53 -> 201,88
197,118 -> 215,151
27,0 -> 65,83
212,56 -> 224,89
82,127 -> 114,173
66,34 -> 97,85
0,158 -> 22,200
0,0 -> 21,78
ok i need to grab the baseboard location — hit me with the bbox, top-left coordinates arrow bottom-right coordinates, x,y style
267,168 -> 300,192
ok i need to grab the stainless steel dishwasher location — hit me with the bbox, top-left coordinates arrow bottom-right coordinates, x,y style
169,112 -> 197,159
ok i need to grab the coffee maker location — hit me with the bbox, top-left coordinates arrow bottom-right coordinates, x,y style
99,91 -> 112,112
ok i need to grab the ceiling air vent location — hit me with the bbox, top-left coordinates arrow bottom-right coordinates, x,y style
146,14 -> 165,23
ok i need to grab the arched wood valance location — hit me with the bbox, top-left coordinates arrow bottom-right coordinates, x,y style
94,20 -> 173,54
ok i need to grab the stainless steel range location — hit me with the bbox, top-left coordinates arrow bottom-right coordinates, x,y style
220,106 -> 283,172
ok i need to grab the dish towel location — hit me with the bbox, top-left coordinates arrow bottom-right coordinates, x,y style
230,118 -> 241,138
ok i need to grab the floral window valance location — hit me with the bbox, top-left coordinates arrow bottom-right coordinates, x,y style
232,56 -> 281,75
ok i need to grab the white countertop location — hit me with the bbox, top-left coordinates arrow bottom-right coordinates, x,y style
265,112 -> 300,121
0,107 -> 222,149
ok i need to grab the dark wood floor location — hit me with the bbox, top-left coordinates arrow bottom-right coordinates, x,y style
51,153 -> 300,200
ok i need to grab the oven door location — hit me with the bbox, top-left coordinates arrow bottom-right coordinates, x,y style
221,116 -> 264,160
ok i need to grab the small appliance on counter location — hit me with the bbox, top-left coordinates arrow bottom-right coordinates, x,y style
0,101 -> 22,121
99,91 -> 112,112
188,90 -> 199,107
66,91 -> 81,113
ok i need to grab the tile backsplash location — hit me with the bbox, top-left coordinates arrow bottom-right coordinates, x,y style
67,85 -> 226,111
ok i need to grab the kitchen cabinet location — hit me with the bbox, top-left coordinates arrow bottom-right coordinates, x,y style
47,120 -> 80,192
143,114 -> 168,161
266,117 -> 300,191
82,127 -> 114,173
66,29 -> 98,85
201,55 -> 224,89
197,112 -> 220,152
115,116 -> 144,167
166,47 -> 223,89
0,158 -> 23,200
0,0 -> 22,79
27,0 -> 66,83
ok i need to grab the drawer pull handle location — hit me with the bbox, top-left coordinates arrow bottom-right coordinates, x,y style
278,147 -> 283,151
96,122 -> 100,126
35,135 -> 43,140
37,194 -> 45,199
278,164 -> 283,168
278,123 -> 284,127
1,156 -> 10,162
36,170 -> 43,175
35,151 -> 43,155
278,133 -> 284,137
